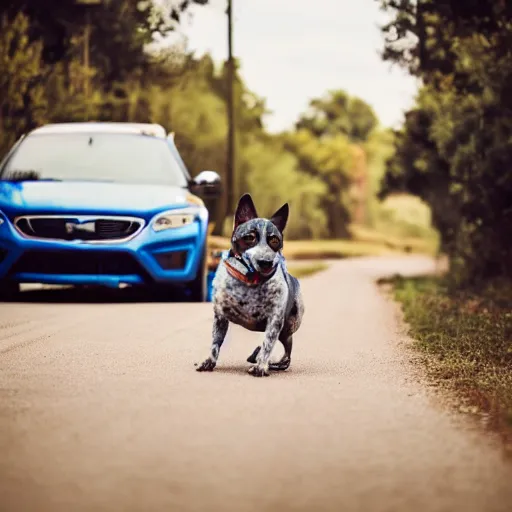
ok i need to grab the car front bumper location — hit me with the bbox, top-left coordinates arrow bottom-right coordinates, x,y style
0,211 -> 209,288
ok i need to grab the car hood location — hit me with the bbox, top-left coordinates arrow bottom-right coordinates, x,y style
0,181 -> 198,219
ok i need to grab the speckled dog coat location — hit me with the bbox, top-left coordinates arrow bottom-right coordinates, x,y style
196,194 -> 304,377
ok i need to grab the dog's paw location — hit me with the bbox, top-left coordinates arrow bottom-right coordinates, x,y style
248,365 -> 270,378
195,358 -> 217,372
246,346 -> 261,364
269,356 -> 291,371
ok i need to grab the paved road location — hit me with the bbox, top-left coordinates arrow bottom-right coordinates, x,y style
1,256 -> 511,512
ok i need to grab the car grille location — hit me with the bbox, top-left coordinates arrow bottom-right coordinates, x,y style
10,250 -> 150,278
14,216 -> 144,242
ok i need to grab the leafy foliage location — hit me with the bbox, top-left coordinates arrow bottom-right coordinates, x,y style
1,1 -> 437,247
285,89 -> 387,237
379,0 -> 512,284
296,90 -> 378,142
0,13 -> 47,153
284,129 -> 354,238
0,0 -> 208,81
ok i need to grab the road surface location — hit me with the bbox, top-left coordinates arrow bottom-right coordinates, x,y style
1,256 -> 511,512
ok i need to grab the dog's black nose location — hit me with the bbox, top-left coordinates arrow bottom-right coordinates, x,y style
257,259 -> 273,271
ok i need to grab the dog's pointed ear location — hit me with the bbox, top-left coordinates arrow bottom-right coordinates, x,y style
270,203 -> 289,233
234,193 -> 258,228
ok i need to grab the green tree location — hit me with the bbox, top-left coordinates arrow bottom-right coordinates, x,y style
0,0 -> 210,83
378,0 -> 511,81
362,127 -> 395,228
242,137 -> 328,240
288,90 -> 379,236
0,12 -> 47,157
284,129 -> 355,238
378,0 -> 512,283
380,92 -> 460,252
296,89 -> 378,142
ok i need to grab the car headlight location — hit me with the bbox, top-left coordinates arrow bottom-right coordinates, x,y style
152,208 -> 200,232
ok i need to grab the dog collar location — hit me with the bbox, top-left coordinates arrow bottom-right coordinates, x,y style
224,252 -> 278,286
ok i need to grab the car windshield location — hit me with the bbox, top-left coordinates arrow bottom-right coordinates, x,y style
0,132 -> 188,187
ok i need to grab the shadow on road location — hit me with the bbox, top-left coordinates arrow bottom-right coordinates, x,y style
1,285 -> 191,304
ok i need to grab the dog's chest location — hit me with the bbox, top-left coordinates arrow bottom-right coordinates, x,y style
213,266 -> 286,332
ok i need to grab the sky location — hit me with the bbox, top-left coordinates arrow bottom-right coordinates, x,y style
164,0 -> 420,133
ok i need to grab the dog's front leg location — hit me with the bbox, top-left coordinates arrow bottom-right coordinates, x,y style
248,310 -> 284,377
196,314 -> 229,372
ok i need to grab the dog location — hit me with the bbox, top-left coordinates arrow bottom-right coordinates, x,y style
196,193 -> 304,377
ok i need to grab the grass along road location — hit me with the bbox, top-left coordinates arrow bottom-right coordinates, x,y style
386,275 -> 512,454
207,224 -> 438,263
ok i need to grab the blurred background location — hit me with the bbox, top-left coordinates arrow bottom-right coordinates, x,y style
1,0 -> 511,285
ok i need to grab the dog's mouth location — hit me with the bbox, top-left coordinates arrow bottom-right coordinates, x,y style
257,261 -> 275,275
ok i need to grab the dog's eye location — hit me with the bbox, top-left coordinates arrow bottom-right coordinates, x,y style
268,235 -> 280,250
242,233 -> 257,245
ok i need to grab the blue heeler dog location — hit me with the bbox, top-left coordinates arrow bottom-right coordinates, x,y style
196,194 -> 305,377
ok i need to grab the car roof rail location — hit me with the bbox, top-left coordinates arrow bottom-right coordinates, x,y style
29,122 -> 167,139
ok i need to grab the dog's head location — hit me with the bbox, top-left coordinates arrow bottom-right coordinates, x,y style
230,194 -> 289,276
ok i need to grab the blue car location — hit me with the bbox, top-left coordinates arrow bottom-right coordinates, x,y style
0,122 -> 222,301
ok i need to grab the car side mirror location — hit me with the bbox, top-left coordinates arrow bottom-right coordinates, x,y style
190,170 -> 222,198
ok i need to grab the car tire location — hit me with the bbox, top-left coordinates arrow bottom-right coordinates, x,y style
0,280 -> 20,301
187,246 -> 207,303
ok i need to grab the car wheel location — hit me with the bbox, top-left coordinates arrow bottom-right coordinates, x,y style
0,280 -> 20,300
187,247 -> 207,303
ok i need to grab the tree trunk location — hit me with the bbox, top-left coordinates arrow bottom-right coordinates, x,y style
323,185 -> 351,239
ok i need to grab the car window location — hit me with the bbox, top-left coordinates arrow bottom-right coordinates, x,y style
0,133 -> 189,187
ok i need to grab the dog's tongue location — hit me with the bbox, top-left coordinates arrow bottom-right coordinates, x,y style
226,255 -> 275,280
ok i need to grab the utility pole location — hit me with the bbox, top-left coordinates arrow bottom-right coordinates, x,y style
226,0 -> 235,217
84,8 -> 91,100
